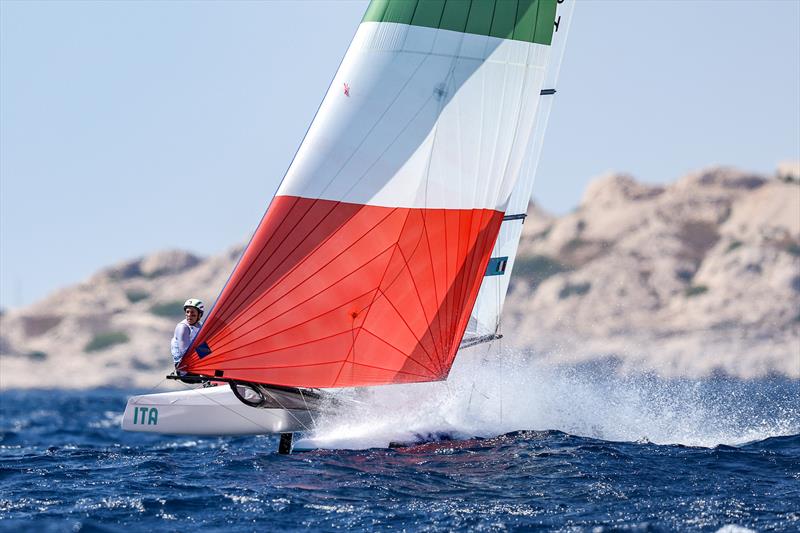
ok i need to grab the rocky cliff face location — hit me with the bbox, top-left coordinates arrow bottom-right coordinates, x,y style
2,167 -> 798,388
505,167 -> 799,378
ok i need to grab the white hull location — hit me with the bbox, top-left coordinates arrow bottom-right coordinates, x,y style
122,385 -> 314,435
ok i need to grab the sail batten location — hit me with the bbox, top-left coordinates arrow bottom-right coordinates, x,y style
179,0 -> 569,389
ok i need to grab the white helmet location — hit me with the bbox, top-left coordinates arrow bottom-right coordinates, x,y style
183,298 -> 205,317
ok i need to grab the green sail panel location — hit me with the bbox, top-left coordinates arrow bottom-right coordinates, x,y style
363,0 -> 558,45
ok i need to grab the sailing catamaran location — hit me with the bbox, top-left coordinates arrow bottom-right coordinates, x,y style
123,0 -> 573,451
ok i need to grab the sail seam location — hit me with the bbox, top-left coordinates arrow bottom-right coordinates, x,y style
316,52 -> 431,202
195,289 -> 378,367
369,212 -> 443,366
329,210 -> 416,386
359,325 -> 439,377
208,208 -> 401,353
420,211 -> 447,366
191,195 -> 301,344
394,239 -> 447,375
205,197 -> 338,345
369,288 -> 440,375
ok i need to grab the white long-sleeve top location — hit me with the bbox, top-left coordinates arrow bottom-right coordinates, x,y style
171,319 -> 202,366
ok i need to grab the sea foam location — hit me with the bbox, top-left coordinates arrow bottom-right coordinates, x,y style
300,347 -> 800,450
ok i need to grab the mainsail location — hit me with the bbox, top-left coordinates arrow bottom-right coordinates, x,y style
179,0 -> 572,389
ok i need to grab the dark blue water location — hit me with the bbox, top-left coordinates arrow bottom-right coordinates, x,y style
1,377 -> 799,532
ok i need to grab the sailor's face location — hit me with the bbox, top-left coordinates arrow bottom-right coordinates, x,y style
185,307 -> 199,325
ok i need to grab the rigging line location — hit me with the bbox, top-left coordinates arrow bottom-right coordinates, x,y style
141,368 -> 172,396
499,332 -> 504,426
496,239 -> 503,333
259,386 -> 313,433
298,388 -> 317,429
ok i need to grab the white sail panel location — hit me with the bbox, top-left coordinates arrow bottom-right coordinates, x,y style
277,22 -> 549,211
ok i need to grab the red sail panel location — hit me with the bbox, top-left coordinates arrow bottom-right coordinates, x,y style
179,196 -> 503,388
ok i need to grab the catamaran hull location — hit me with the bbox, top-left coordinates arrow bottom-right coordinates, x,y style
122,386 -> 313,435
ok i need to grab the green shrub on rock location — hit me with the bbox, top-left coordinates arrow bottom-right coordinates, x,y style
85,332 -> 130,352
26,350 -> 47,361
149,301 -> 186,319
559,282 -> 591,299
685,285 -> 709,297
514,255 -> 570,282
125,289 -> 149,303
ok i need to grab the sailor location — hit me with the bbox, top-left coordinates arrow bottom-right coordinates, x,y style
171,298 -> 204,368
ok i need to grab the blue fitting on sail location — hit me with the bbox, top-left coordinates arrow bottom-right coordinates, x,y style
196,342 -> 212,358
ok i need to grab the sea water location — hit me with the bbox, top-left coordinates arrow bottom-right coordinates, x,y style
1,356 -> 798,532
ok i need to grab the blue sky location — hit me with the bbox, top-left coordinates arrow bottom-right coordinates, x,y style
1,0 -> 798,309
